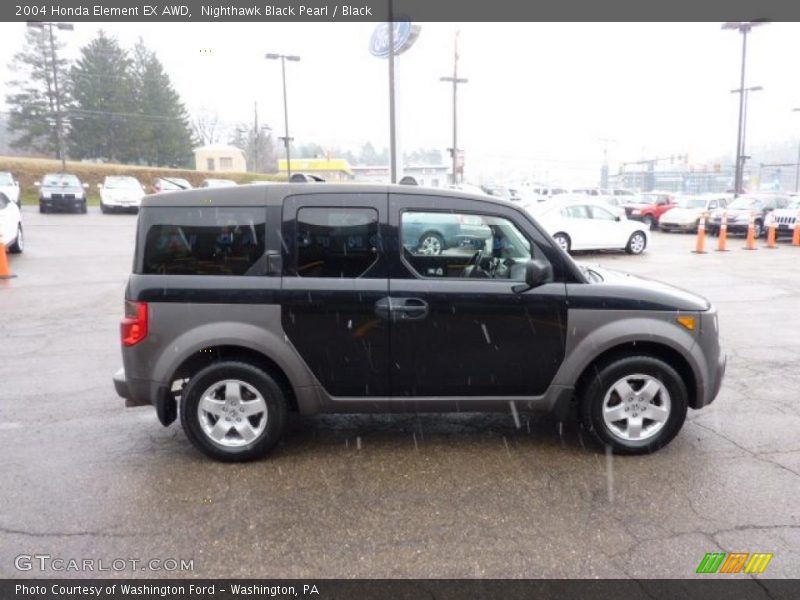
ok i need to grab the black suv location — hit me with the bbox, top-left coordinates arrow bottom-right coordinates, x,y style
114,184 -> 725,461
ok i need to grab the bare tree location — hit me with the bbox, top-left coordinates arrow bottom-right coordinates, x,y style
191,109 -> 221,146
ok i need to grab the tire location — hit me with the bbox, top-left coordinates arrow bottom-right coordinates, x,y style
8,224 -> 23,254
417,232 -> 444,256
79,200 -> 88,214
100,202 -> 109,214
642,215 -> 655,230
180,361 -> 288,462
553,232 -> 571,253
625,231 -> 647,254
580,355 -> 688,455
39,203 -> 47,214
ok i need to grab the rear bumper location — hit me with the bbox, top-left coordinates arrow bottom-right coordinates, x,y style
113,368 -> 175,425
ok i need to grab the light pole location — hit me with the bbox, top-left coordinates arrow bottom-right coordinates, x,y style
723,21 -> 767,197
730,85 -> 762,191
265,53 -> 300,179
440,31 -> 468,185
793,108 -> 800,192
27,21 -> 73,171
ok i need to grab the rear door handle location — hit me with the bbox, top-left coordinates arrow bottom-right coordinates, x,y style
375,297 -> 429,322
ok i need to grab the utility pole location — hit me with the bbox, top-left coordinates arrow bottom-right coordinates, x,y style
599,137 -> 616,189
26,21 -> 73,171
265,53 -> 301,179
730,85 -> 762,190
253,101 -> 259,173
387,0 -> 397,183
723,21 -> 767,197
440,31 -> 468,185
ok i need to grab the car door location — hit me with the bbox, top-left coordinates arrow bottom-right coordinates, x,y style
0,193 -> 17,242
587,204 -> 623,248
560,204 -> 593,249
387,193 -> 568,398
281,193 -> 390,397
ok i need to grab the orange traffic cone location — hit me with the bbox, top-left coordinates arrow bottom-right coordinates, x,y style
744,213 -> 758,250
692,212 -> 707,254
0,232 -> 16,280
792,211 -> 800,247
765,214 -> 778,249
716,211 -> 729,252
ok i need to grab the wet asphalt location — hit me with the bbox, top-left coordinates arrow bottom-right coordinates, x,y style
0,207 -> 798,579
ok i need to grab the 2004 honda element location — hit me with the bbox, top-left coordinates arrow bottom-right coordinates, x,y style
113,183 -> 725,461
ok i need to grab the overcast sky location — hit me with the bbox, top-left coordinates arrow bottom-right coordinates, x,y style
2,21 -> 800,185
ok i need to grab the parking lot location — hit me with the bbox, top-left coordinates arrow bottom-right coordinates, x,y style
1,205 -> 799,579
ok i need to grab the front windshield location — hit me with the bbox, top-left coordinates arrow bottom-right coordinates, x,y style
0,172 -> 13,185
728,197 -> 763,210
105,177 -> 140,189
676,198 -> 707,209
43,174 -> 80,187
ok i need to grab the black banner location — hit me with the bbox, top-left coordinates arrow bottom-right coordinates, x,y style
1,0 -> 797,22
3,579 -> 800,600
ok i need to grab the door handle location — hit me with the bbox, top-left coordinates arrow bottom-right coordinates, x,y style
374,297 -> 429,322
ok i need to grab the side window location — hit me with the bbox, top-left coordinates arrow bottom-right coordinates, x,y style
141,207 -> 266,276
401,211 -> 547,282
561,205 -> 589,219
294,207 -> 378,278
589,205 -> 616,220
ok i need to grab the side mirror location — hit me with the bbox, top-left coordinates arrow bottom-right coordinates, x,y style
512,259 -> 553,294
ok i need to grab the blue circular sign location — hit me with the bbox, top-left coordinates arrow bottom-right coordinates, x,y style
369,21 -> 418,58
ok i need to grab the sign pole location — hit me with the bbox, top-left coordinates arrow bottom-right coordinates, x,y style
388,0 -> 397,183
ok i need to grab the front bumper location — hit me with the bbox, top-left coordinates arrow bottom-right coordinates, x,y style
660,221 -> 696,231
40,195 -> 84,211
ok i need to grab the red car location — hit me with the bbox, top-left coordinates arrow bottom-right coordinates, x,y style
622,192 -> 676,230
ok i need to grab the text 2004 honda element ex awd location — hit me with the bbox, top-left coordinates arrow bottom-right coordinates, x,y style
113,184 -> 725,461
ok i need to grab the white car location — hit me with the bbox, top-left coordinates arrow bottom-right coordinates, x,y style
533,198 -> 649,254
772,198 -> 800,239
0,191 -> 23,254
659,194 -> 729,233
0,172 -> 20,207
98,176 -> 145,213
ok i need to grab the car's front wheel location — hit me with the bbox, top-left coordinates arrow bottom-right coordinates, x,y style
180,361 -> 288,462
625,231 -> 647,254
8,224 -> 23,254
580,355 -> 688,454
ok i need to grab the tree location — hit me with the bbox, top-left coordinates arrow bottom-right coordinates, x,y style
68,31 -> 138,162
229,123 -> 278,173
5,26 -> 71,157
132,40 -> 194,167
192,109 -> 222,146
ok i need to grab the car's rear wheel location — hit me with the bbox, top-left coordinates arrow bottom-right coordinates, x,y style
625,231 -> 647,254
580,355 -> 688,454
642,215 -> 655,230
180,361 -> 288,462
8,224 -> 23,254
417,232 -> 444,256
553,232 -> 571,253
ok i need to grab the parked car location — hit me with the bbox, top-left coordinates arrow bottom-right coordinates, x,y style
659,194 -> 729,233
401,211 -> 491,255
98,176 -> 145,214
201,178 -> 237,188
0,172 -> 21,207
708,194 -> 790,238
113,183 -> 725,460
36,173 -> 88,213
622,192 -> 676,230
150,177 -> 193,194
769,198 -> 800,239
0,192 -> 23,254
534,198 -> 649,254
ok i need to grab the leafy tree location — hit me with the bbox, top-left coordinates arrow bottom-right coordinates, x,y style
5,26 -> 71,157
132,40 -> 194,167
68,31 -> 138,162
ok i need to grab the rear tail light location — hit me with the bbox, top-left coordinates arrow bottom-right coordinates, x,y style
121,301 -> 148,346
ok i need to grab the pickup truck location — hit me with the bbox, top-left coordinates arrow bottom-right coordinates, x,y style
622,192 -> 676,230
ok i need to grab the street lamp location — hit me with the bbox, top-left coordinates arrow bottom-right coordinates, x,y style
265,53 -> 301,179
730,85 -> 762,189
27,21 -> 74,171
722,21 -> 767,197
440,31 -> 468,185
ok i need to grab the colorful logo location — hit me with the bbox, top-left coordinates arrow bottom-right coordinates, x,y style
696,552 -> 773,574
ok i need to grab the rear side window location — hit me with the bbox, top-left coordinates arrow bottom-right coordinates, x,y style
140,207 -> 266,276
293,207 -> 379,278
